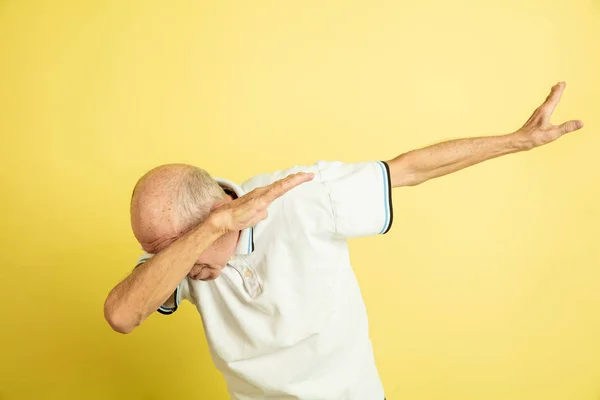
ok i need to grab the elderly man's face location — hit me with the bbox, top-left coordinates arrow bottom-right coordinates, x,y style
130,165 -> 237,281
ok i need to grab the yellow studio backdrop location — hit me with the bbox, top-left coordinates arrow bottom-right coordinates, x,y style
1,0 -> 599,399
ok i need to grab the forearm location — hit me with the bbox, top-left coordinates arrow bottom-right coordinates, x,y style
386,133 -> 531,187
104,220 -> 222,333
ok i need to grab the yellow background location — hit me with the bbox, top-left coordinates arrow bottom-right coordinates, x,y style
1,0 -> 599,399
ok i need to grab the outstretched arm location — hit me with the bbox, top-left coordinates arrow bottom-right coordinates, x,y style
386,82 -> 584,187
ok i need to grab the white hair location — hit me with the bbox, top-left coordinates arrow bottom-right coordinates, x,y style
176,166 -> 227,228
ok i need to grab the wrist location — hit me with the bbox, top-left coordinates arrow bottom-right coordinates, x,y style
193,214 -> 227,241
509,130 -> 535,152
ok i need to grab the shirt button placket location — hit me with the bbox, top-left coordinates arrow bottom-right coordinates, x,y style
230,257 -> 261,298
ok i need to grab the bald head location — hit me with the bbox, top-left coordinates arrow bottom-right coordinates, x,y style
130,164 -> 226,253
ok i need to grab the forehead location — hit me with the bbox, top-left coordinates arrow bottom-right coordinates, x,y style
134,215 -> 181,253
131,187 -> 183,252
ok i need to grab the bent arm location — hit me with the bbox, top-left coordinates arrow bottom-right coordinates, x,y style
104,171 -> 314,334
104,220 -> 222,334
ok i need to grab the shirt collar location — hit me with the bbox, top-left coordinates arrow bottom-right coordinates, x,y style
215,177 -> 255,255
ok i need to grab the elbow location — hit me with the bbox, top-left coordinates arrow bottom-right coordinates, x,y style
103,296 -> 140,335
397,174 -> 423,187
390,170 -> 424,187
386,157 -> 424,187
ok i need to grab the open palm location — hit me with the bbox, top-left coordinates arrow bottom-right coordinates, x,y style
517,82 -> 584,149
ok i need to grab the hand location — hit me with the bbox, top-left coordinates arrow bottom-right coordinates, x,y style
514,82 -> 584,150
208,172 -> 314,234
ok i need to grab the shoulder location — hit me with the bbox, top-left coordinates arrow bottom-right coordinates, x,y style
240,162 -> 336,230
240,162 -> 322,192
240,160 -> 380,190
241,163 -> 325,209
243,160 -> 393,238
239,160 -> 389,205
239,162 -> 350,208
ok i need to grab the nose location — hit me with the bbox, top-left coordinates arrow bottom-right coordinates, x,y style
201,269 -> 222,281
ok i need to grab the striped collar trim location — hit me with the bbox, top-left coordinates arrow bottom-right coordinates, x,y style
215,177 -> 255,255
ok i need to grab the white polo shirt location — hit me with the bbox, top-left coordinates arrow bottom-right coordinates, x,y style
136,160 -> 393,400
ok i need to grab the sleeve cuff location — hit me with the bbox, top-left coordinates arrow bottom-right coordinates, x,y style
157,283 -> 182,315
378,161 -> 394,234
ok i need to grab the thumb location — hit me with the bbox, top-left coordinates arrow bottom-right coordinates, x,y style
557,120 -> 584,135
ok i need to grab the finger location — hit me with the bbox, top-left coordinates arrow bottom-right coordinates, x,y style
540,81 -> 566,117
556,119 -> 584,135
262,172 -> 315,203
264,172 -> 314,200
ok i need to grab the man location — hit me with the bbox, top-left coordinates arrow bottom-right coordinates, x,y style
104,82 -> 583,400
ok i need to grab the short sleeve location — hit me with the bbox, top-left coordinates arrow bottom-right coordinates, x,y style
134,253 -> 189,315
316,160 -> 393,238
